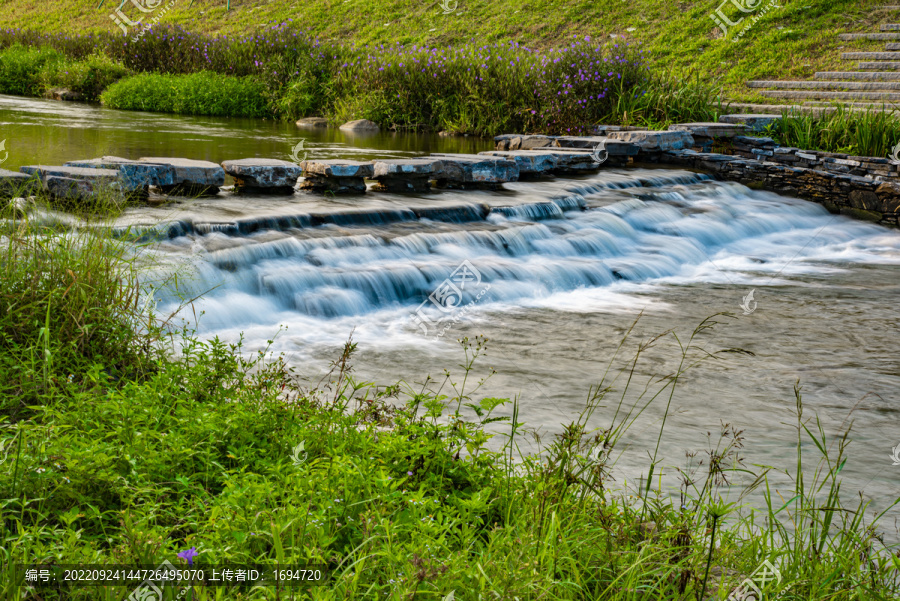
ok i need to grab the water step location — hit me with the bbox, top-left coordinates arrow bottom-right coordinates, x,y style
842,51 -> 900,59
858,61 -> 900,69
838,33 -> 900,40
880,24 -> 900,30
758,89 -> 900,100
816,71 -> 900,80
748,79 -> 900,90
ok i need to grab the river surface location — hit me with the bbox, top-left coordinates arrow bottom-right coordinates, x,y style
4,95 -> 899,529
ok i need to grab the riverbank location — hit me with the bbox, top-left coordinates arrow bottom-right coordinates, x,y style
1,200 -> 899,600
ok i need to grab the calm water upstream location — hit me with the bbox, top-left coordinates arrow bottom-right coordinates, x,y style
4,95 -> 899,528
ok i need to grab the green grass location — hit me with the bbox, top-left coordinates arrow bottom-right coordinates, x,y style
0,44 -> 130,101
0,0 -> 896,104
766,106 -> 900,157
1,196 -> 899,599
99,71 -> 271,118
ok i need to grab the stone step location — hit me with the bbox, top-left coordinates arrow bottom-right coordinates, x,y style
722,102 -> 874,115
371,158 -> 444,192
137,157 -> 225,195
552,136 -> 641,154
718,114 -> 782,132
880,24 -> 900,30
0,168 -> 40,197
842,51 -> 900,59
428,154 -> 520,186
221,158 -> 302,192
758,89 -> 900,100
478,150 -> 560,175
802,100 -> 900,109
298,159 -> 374,194
816,71 -> 900,80
748,79 -> 900,90
886,42 -> 900,50
838,33 -> 900,40
64,156 -> 177,190
668,123 -> 749,138
858,61 -> 900,69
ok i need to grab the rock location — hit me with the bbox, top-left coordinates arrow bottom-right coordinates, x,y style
718,114 -> 781,133
607,130 -> 694,152
428,154 -> 519,188
592,125 -> 648,135
494,134 -> 556,151
372,158 -> 443,192
520,149 -> 603,173
295,117 -> 329,129
221,158 -> 303,193
0,168 -> 41,198
550,137 -> 640,156
43,88 -> 84,102
849,189 -> 881,212
668,122 -> 749,138
478,150 -> 558,176
137,157 -> 225,195
339,119 -> 380,132
64,156 -> 177,190
44,176 -> 99,201
298,159 -> 374,194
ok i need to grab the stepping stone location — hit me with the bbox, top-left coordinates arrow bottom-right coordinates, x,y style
44,176 -> 98,202
298,159 -> 374,194
339,119 -> 379,132
295,117 -> 329,129
371,158 -> 443,192
221,158 -> 303,194
552,136 -> 640,155
20,164 -> 121,184
718,114 -> 781,132
524,148 -> 604,172
494,134 -> 557,151
427,154 -> 519,189
592,125 -> 649,135
0,168 -> 40,198
137,157 -> 225,195
478,150 -> 558,176
607,130 -> 694,152
64,156 -> 177,190
669,123 -> 748,138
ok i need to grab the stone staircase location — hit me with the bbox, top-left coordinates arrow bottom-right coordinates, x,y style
733,7 -> 900,114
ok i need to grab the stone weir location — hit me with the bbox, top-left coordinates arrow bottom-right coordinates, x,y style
492,125 -> 900,227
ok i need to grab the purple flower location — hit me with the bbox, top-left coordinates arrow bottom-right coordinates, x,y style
407,471 -> 414,476
177,547 -> 198,566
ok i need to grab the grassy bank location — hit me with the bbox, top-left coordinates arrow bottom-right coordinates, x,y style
1,194 -> 899,600
0,0 -> 895,106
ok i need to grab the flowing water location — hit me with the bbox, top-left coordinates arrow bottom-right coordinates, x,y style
4,95 -> 900,524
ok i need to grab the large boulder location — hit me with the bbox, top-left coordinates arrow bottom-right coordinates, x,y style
221,158 -> 303,193
137,157 -> 225,195
339,119 -> 380,132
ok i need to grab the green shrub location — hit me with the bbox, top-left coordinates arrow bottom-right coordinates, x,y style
101,71 -> 272,118
0,44 -> 65,96
40,51 -> 131,102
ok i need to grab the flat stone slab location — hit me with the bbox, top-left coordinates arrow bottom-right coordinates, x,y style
20,164 -> 121,183
478,150 -> 558,175
0,168 -> 40,197
64,156 -> 177,189
45,176 -> 98,201
718,114 -> 782,132
222,158 -> 303,189
592,125 -> 649,135
373,158 -> 443,178
296,117 -> 329,128
138,157 -> 225,189
607,130 -> 694,151
668,122 -> 749,138
494,134 -> 557,151
300,159 -> 375,179
428,154 -> 519,186
551,137 -> 640,156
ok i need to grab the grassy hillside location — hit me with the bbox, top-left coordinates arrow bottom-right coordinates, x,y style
0,0 -> 895,103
